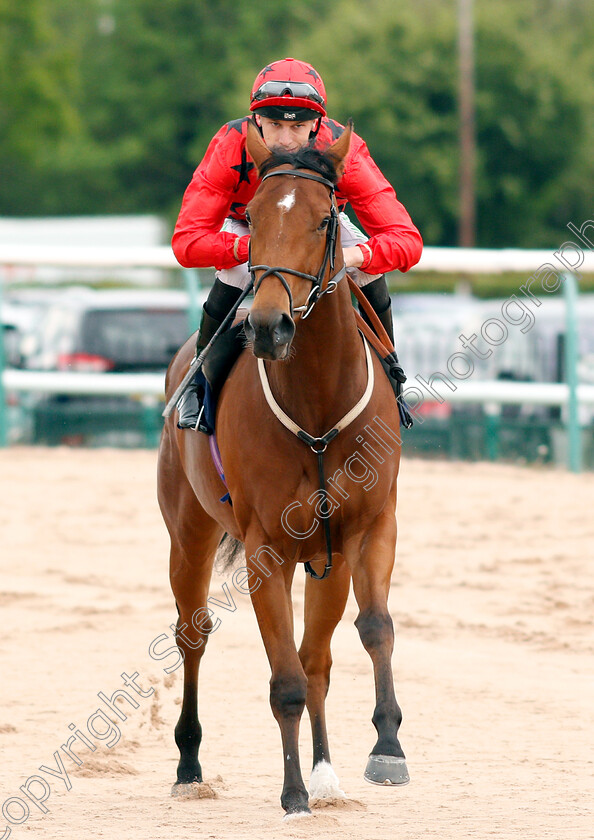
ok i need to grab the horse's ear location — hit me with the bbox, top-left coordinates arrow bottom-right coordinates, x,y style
246,119 -> 272,172
326,119 -> 353,179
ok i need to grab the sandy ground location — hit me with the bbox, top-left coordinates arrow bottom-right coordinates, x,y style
0,447 -> 593,840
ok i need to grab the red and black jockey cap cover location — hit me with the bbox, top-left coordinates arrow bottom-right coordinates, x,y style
250,57 -> 327,121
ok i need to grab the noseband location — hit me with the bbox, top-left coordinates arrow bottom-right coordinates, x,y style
248,169 -> 347,319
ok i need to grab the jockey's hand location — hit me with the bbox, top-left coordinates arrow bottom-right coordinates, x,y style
343,246 -> 364,269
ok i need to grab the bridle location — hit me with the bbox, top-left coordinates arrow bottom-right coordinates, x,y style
248,169 -> 347,320
161,169 -> 347,428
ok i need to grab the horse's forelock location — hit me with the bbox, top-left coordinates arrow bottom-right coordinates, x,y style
259,146 -> 338,184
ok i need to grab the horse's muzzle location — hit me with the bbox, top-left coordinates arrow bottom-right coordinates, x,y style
245,310 -> 295,360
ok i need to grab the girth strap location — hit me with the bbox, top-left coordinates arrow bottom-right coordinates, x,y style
297,431 -> 337,580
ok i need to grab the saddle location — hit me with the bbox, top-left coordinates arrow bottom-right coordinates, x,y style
192,314 -> 247,435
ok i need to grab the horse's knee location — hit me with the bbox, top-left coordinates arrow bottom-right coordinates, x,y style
299,647 -> 332,680
355,609 -> 394,652
269,675 -> 307,720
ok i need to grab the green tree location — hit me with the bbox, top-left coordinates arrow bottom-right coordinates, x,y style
473,1 -> 588,246
0,0 -> 78,213
3,0 -> 593,250
288,0 -> 592,247
26,0 -> 325,217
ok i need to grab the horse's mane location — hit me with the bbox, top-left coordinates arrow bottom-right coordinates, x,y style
259,144 -> 338,184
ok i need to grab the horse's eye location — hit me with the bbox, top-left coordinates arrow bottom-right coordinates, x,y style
245,211 -> 252,225
318,217 -> 330,231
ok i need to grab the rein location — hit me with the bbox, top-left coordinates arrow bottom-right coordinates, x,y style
251,166 -> 372,580
248,169 -> 346,320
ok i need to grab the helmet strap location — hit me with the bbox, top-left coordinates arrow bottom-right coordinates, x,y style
309,117 -> 322,141
252,113 -> 264,138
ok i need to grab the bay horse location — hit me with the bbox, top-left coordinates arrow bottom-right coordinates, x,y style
157,120 -> 409,816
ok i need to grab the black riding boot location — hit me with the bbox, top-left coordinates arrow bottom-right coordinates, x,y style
360,276 -> 412,427
360,275 -> 394,342
176,279 -> 243,430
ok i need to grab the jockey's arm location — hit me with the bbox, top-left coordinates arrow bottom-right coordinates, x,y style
172,169 -> 249,270
172,123 -> 251,271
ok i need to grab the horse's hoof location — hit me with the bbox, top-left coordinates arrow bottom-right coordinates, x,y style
364,754 -> 410,786
282,809 -> 312,821
171,781 -> 218,799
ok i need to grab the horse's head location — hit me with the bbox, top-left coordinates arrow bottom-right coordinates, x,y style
243,119 -> 352,360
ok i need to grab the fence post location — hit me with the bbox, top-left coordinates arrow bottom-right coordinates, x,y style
484,402 -> 500,461
563,271 -> 582,473
140,397 -> 162,448
184,268 -> 201,334
0,276 -> 7,447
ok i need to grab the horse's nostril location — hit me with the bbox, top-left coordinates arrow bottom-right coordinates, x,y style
244,315 -> 255,342
273,313 -> 295,346
272,325 -> 285,345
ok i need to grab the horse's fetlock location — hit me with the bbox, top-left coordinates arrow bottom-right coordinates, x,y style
174,718 -> 202,751
371,705 -> 401,734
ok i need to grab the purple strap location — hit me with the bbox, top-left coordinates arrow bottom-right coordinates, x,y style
209,434 -> 231,504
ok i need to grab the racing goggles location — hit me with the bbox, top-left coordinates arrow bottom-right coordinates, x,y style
251,80 -> 325,107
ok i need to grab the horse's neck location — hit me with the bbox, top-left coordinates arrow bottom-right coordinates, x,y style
266,279 -> 368,435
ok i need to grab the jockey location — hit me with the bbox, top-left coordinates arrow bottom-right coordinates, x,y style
173,57 -> 423,429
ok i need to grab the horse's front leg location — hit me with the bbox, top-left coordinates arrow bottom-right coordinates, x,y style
246,541 -> 309,816
347,504 -> 410,786
298,554 -> 351,799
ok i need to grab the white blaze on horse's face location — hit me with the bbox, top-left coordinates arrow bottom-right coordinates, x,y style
276,187 -> 296,242
278,189 -> 296,213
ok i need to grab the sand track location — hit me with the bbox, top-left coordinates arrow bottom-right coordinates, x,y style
0,449 -> 592,839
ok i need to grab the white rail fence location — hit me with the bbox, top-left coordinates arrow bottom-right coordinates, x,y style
4,369 -> 594,408
1,243 -> 594,271
4,370 -> 165,397
1,243 -> 593,468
